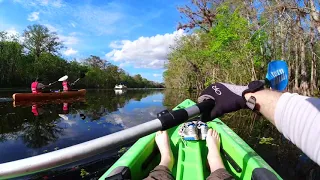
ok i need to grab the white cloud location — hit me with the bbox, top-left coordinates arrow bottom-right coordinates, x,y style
44,24 -> 58,32
63,48 -> 78,56
6,28 -> 19,37
52,0 -> 63,8
109,40 -> 130,49
59,34 -> 79,45
74,5 -> 124,35
40,0 -> 49,6
153,74 -> 162,77
15,0 -> 64,8
106,29 -> 185,69
14,1 -> 135,36
3,28 -> 25,42
27,12 -> 40,21
119,63 -> 128,68
70,22 -> 76,28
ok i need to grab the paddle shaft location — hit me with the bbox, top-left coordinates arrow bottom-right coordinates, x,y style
71,72 -> 86,86
49,81 -> 58,85
71,78 -> 80,85
0,101 -> 214,179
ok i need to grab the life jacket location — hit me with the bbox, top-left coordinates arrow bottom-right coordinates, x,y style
31,82 -> 40,94
62,81 -> 70,91
32,105 -> 39,116
63,103 -> 68,112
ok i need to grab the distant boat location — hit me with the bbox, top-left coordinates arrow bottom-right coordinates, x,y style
114,84 -> 127,89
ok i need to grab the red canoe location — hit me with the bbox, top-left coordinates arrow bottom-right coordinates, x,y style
13,89 -> 86,102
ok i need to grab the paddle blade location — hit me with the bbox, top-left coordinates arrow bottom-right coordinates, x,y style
58,75 -> 68,81
58,114 -> 69,120
266,60 -> 288,91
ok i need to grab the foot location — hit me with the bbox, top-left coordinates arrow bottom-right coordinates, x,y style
155,131 -> 174,170
206,129 -> 225,173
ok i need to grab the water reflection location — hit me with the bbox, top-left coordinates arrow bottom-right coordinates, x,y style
0,89 -> 164,165
114,89 -> 127,95
0,89 -> 318,179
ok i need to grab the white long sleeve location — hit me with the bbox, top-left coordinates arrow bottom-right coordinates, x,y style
274,92 -> 320,165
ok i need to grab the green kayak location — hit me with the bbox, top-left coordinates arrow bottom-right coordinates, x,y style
100,99 -> 281,180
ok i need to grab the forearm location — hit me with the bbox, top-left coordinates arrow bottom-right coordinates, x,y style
245,90 -> 320,165
244,89 -> 282,125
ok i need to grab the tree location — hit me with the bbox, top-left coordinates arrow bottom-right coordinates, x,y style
177,0 -> 218,32
0,25 -> 164,88
23,24 -> 63,59
165,0 -> 320,95
84,55 -> 107,69
0,32 -> 24,85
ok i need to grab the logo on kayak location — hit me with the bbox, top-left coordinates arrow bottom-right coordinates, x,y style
212,85 -> 221,95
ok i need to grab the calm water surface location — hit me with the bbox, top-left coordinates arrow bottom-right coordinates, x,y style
0,89 -> 318,179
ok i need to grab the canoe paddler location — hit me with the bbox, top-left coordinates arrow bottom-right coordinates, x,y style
197,81 -> 320,166
31,78 -> 49,94
146,81 -> 320,179
62,80 -> 71,92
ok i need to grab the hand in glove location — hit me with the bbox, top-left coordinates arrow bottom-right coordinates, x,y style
198,81 -> 264,119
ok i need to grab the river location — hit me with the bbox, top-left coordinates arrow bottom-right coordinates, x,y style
0,89 -> 318,179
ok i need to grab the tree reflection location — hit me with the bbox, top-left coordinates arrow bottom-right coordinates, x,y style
0,102 -> 71,148
21,116 -> 64,148
83,90 -> 161,121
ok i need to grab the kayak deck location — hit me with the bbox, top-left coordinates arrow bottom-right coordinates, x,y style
100,99 -> 281,180
12,89 -> 86,102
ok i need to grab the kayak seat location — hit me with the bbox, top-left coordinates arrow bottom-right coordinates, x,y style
251,168 -> 278,180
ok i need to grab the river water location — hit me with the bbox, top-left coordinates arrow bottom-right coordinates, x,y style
0,89 -> 318,179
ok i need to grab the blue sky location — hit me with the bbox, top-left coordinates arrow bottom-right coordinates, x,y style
0,0 -> 187,82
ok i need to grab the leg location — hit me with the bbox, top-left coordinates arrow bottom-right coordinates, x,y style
144,131 -> 174,180
206,129 -> 234,180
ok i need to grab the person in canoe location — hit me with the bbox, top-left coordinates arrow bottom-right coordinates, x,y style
31,78 -> 50,94
62,80 -> 72,92
145,81 -> 320,180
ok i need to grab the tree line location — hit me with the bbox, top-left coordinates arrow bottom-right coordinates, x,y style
0,24 -> 163,89
164,0 -> 320,96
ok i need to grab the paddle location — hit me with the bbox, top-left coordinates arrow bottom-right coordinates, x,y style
265,60 -> 288,91
48,75 -> 69,86
70,72 -> 86,86
0,61 -> 289,179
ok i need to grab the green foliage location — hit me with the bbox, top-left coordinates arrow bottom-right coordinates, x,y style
170,0 -> 320,95
118,147 -> 129,156
0,38 -> 24,86
80,168 -> 89,178
165,4 -> 267,90
259,137 -> 278,146
0,25 -> 162,88
23,24 -> 63,58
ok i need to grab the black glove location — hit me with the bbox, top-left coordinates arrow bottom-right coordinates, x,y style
198,81 -> 264,119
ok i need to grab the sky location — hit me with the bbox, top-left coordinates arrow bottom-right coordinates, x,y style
0,0 -> 187,82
